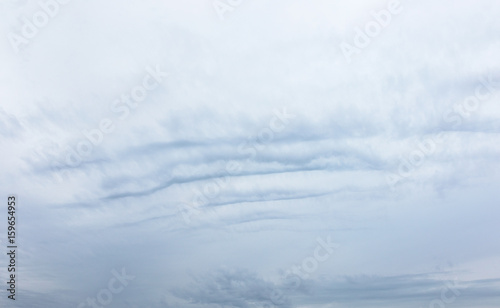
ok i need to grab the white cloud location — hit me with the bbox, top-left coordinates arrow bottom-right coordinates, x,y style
1,0 -> 500,307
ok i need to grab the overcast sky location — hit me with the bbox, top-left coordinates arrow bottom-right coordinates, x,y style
1,0 -> 500,307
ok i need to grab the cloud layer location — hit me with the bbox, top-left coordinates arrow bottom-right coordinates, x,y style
1,0 -> 500,307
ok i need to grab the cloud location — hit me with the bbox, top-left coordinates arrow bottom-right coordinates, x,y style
1,0 -> 500,307
172,269 -> 500,308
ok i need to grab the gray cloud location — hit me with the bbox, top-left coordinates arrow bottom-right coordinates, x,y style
1,0 -> 500,307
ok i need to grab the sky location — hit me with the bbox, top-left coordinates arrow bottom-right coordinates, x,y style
1,0 -> 500,307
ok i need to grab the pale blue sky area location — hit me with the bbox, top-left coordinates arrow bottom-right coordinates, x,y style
1,0 -> 500,307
